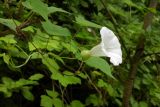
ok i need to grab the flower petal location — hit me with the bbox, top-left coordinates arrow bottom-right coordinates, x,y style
90,44 -> 106,56
100,27 -> 122,65
101,44 -> 122,65
108,52 -> 122,66
100,27 -> 121,49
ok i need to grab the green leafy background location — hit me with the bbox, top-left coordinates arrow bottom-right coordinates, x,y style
0,0 -> 159,107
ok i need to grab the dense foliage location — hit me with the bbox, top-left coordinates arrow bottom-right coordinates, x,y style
0,0 -> 160,107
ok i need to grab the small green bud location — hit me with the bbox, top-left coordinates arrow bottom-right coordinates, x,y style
81,50 -> 91,60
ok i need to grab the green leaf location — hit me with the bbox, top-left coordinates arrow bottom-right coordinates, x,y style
23,0 -> 49,20
42,20 -> 71,36
70,100 -> 85,107
77,72 -> 87,79
48,6 -> 69,14
29,73 -> 44,81
22,0 -> 32,9
148,7 -> 157,14
23,0 -> 69,20
85,94 -> 103,106
75,15 -> 101,28
42,55 -> 59,73
30,52 -> 42,59
63,71 -> 81,86
53,98 -> 63,107
48,53 -> 64,64
2,77 -> 13,87
97,79 -> 115,96
15,79 -> 38,87
108,4 -> 127,18
62,41 -> 78,54
0,18 -> 20,31
139,101 -> 148,107
0,35 -> 17,44
3,53 -> 10,65
43,90 -> 63,107
130,97 -> 139,107
46,90 -> 59,98
123,0 -> 136,6
85,57 -> 114,78
62,40 -> 82,60
122,0 -> 143,10
51,71 -> 81,87
41,94 -> 63,107
28,30 -> 61,51
0,86 -> 12,97
22,87 -> 34,101
41,95 -> 53,107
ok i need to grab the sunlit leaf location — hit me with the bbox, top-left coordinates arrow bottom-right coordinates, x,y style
29,73 -> 44,81
0,35 -> 17,44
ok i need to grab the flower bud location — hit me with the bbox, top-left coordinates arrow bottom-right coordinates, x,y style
81,50 -> 91,60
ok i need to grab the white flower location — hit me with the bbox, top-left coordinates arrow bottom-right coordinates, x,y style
90,27 -> 122,66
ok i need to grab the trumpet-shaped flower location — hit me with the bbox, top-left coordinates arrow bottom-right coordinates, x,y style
90,27 -> 122,66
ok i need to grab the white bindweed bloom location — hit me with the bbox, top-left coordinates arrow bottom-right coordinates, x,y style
90,27 -> 122,66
